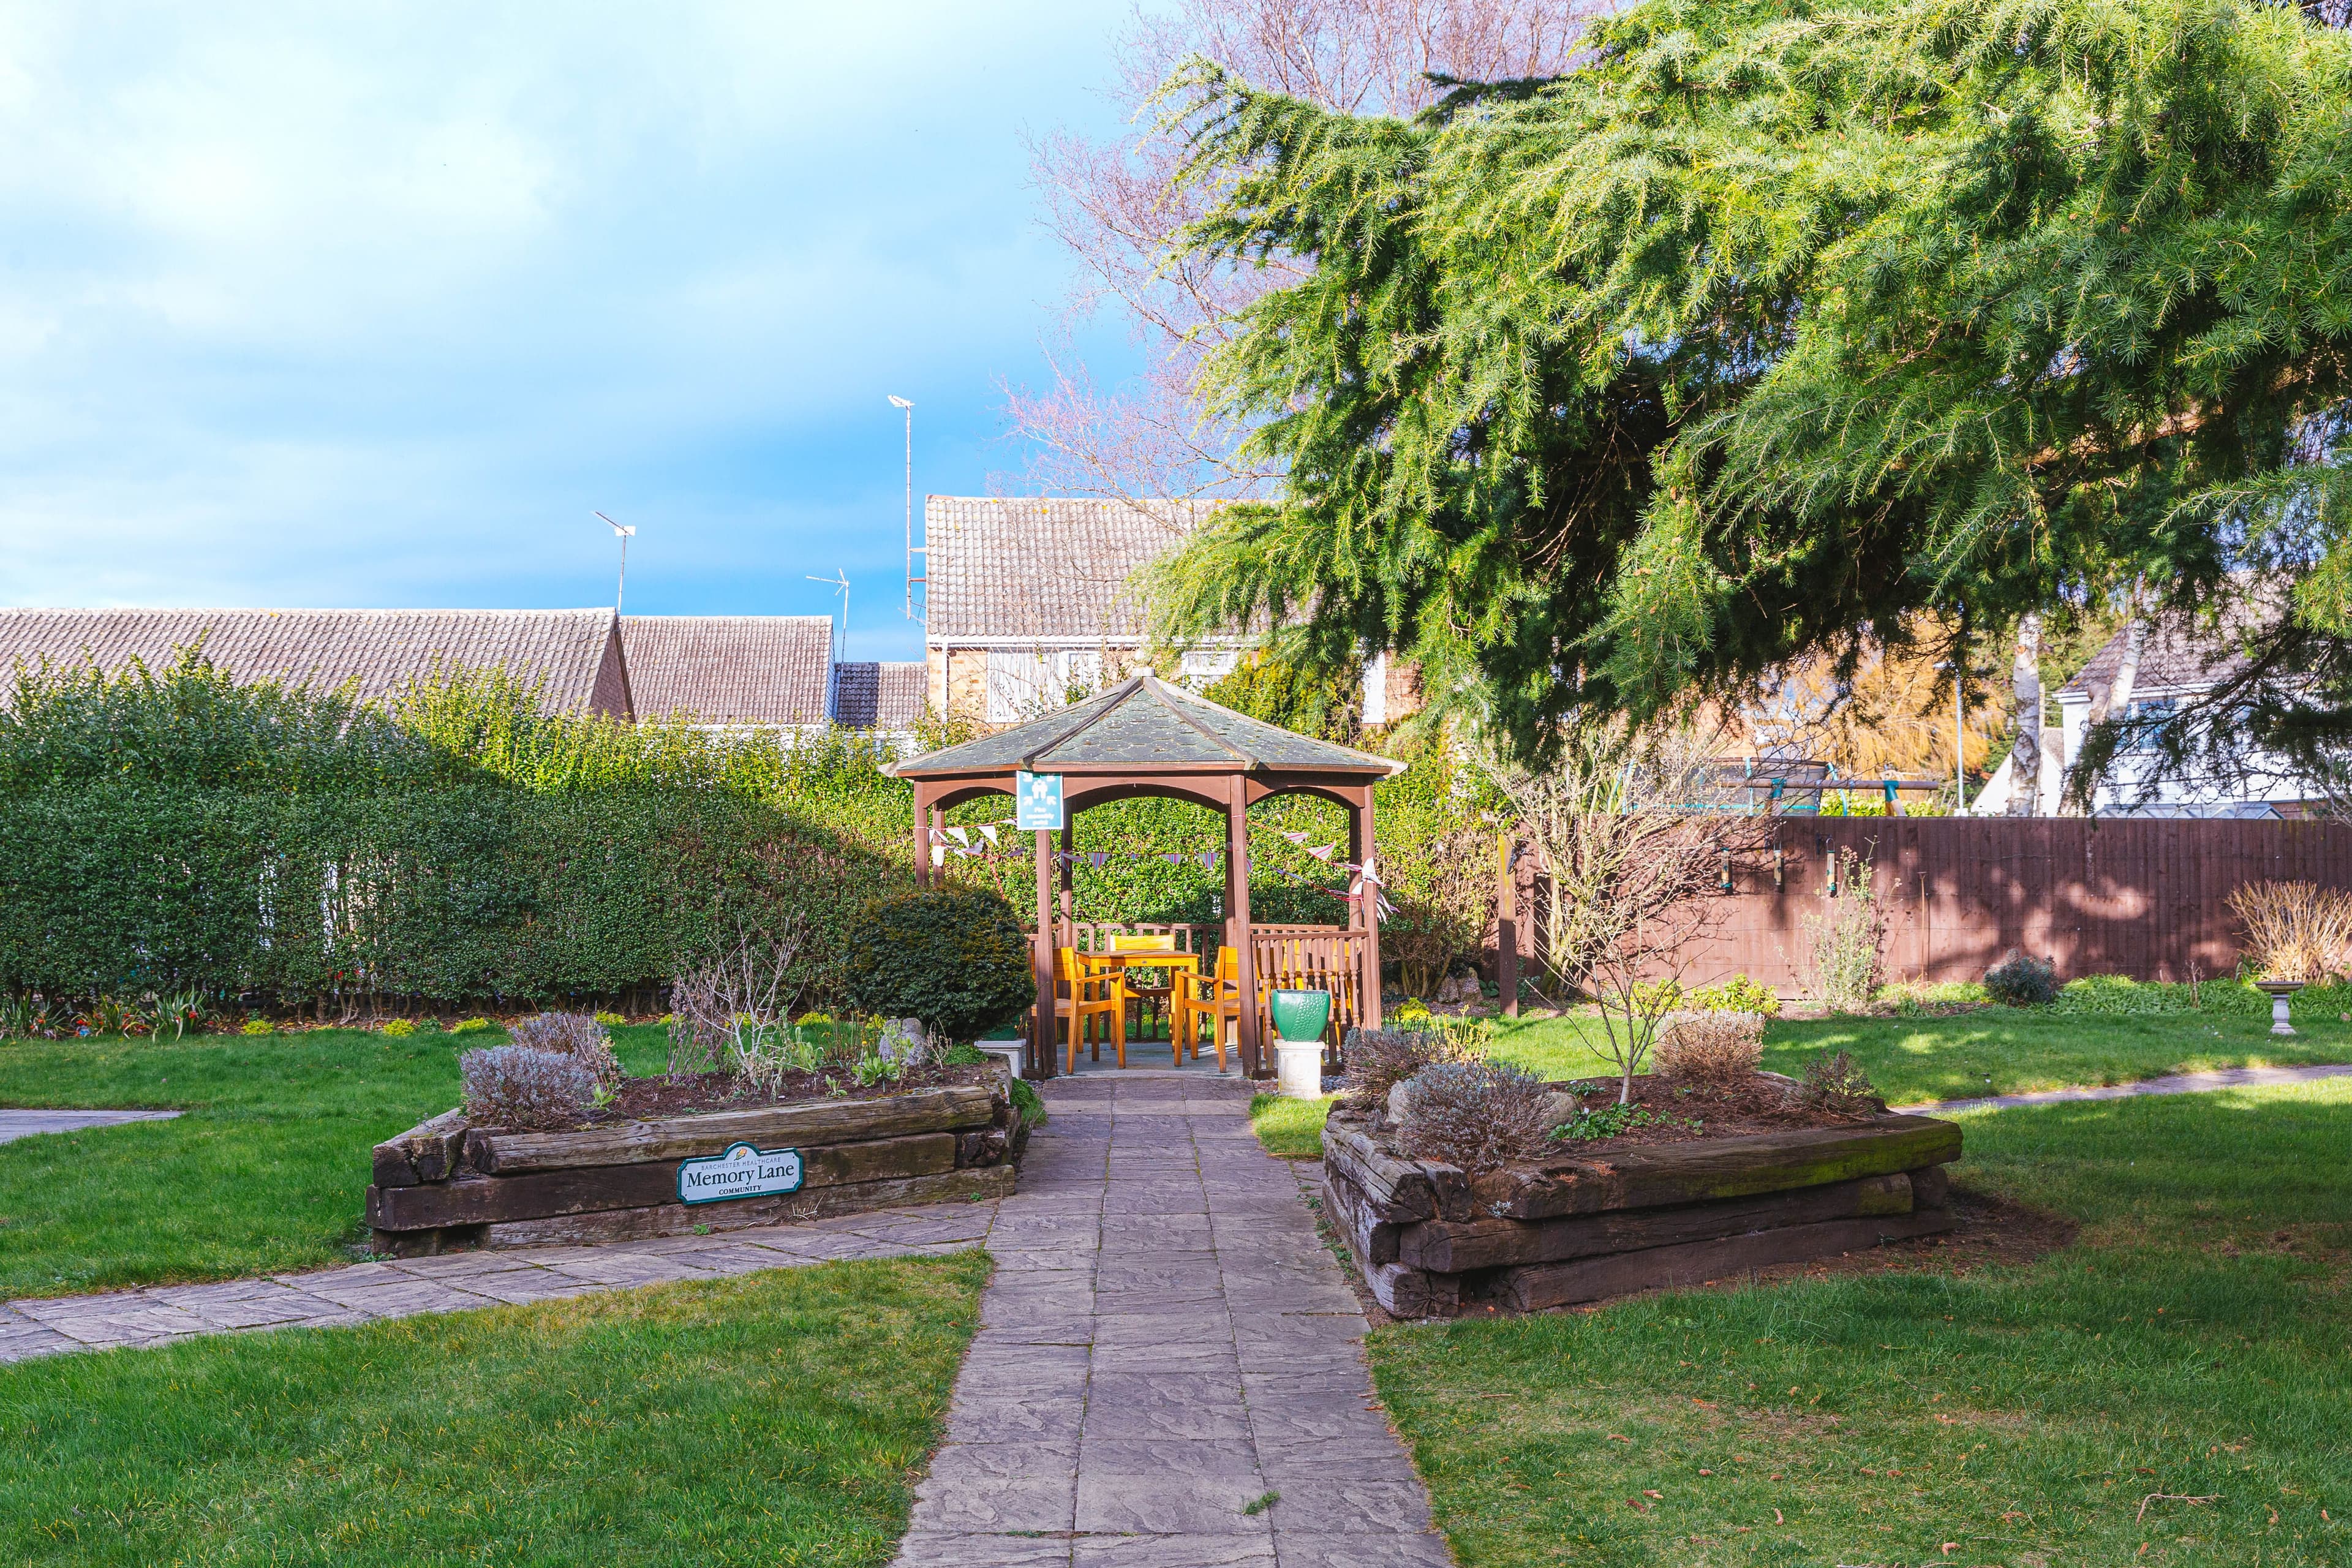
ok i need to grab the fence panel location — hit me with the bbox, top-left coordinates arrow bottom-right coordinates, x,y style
1509,818 -> 2352,997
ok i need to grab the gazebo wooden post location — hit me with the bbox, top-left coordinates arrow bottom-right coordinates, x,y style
1031,827 -> 1055,1079
1227,774 -> 1262,1077
1058,820 -> 1076,944
1356,785 -> 1383,1029
918,797 -> 941,889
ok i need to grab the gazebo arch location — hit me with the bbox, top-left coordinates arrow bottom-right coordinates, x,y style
887,674 -> 1403,1079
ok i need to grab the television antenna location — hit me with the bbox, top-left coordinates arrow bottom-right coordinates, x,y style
592,511 -> 635,616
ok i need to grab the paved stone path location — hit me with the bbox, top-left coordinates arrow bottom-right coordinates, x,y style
894,1071 -> 1446,1568
0,1202 -> 995,1363
0,1108 -> 181,1145
1893,1060 -> 2352,1117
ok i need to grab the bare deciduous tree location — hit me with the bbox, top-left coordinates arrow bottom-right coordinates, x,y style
1487,719 -> 1771,1104
1011,0 -> 1604,503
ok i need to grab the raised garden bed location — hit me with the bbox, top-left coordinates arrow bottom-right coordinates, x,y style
367,1068 -> 1026,1256
1321,1084 -> 1961,1316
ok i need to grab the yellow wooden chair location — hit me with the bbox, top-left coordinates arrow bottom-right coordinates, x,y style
1055,948 -> 1127,1072
1170,945 -> 1240,1072
1110,932 -> 1180,1040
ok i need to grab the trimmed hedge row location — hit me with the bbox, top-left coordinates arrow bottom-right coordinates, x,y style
0,783 -> 908,1008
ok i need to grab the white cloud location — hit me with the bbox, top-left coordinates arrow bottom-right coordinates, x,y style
0,0 -> 1133,650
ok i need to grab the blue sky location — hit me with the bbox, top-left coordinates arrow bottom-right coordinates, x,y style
0,3 -> 1139,660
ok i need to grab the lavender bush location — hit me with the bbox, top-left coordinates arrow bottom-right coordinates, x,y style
461,1045 -> 598,1129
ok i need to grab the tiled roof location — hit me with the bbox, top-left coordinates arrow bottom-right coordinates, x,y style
922,495 -> 1215,641
834,660 -> 929,729
623,616 -> 834,726
890,674 -> 1401,777
2058,613 -> 2253,698
0,608 -> 628,716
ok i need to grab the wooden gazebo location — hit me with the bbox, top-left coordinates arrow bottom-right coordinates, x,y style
887,674 -> 1403,1079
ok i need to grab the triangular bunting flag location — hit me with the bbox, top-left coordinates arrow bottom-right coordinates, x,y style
1199,851 -> 1219,870
1089,852 -> 1109,869
947,826 -> 970,846
1306,843 -> 1335,861
979,825 -> 1000,848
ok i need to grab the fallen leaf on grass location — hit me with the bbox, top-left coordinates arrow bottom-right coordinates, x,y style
1773,1508 -> 1784,1523
1942,1545 -> 1958,1556
1625,1498 -> 1649,1512
1606,1434 -> 1632,1443
1644,1490 -> 1663,1499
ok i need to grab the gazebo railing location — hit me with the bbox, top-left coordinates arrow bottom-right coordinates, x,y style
1020,921 -> 1374,1069
1251,930 -> 1368,1063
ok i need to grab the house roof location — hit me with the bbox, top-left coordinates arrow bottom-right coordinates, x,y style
0,608 -> 630,717
922,495 -> 1216,642
834,661 -> 927,729
2057,614 -> 2252,699
889,673 -> 1401,778
622,616 -> 835,726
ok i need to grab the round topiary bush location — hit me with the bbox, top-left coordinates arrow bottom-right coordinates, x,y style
1983,948 -> 2059,1006
842,887 -> 1033,1044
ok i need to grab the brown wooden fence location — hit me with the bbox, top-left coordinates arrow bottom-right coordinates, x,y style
1502,817 -> 2352,996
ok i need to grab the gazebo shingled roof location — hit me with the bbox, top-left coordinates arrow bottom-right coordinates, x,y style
890,673 -> 1401,779
888,674 -> 1401,1079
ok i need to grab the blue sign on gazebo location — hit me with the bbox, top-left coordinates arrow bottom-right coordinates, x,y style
1015,771 -> 1065,831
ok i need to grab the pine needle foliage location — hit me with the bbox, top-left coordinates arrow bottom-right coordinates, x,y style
1150,0 -> 2352,766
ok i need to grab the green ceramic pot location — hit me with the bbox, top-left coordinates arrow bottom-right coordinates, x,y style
1269,989 -> 1332,1044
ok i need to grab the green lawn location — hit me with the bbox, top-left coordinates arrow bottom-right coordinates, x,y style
1248,1005 -> 2352,1158
1368,1078 -> 2352,1566
1489,1008 -> 2352,1107
0,1024 -> 670,1299
0,1253 -> 986,1566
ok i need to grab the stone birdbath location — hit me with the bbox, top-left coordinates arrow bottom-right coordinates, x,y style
2255,979 -> 2304,1036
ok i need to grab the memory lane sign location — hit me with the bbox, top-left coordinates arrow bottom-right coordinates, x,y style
676,1141 -> 806,1205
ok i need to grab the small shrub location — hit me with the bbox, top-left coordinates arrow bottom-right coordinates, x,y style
1802,851 -> 1887,1011
461,1045 -> 597,1130
241,1017 -> 274,1037
1390,997 -> 1433,1026
1685,974 -> 1781,1017
1343,1024 -> 1476,1107
842,888 -> 1032,1044
451,1017 -> 495,1035
1553,1099 -> 1704,1142
1653,1011 -> 1764,1087
592,1010 -> 626,1027
1798,1050 -> 1882,1115
2227,880 -> 2352,982
1395,1058 -> 1555,1176
1007,1076 -> 1047,1127
380,1019 -> 417,1038
1983,949 -> 2059,1006
508,1011 -> 624,1088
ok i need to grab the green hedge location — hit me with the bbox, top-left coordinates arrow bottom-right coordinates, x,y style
0,652 -> 1494,1011
0,783 -> 911,1009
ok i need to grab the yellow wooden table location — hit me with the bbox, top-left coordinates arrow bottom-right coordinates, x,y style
1079,948 -> 1200,1047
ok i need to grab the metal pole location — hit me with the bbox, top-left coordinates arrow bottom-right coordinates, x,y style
1953,663 -> 1968,815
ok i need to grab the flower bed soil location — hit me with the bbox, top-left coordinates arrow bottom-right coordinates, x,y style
366,1071 -> 1025,1257
1545,1072 -> 1881,1150
1322,1073 -> 1961,1317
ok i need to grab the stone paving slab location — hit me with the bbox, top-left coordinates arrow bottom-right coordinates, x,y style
0,1109 -> 181,1145
0,1196 -> 1001,1366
